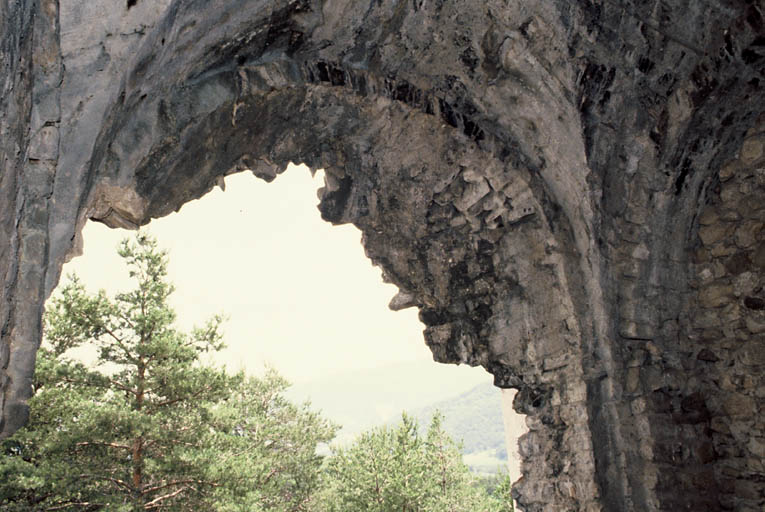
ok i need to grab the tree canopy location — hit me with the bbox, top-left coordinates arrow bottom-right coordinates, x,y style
319,412 -> 514,512
0,232 -> 515,511
0,233 -> 336,511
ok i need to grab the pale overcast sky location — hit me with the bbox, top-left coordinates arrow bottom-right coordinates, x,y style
58,164 -> 489,388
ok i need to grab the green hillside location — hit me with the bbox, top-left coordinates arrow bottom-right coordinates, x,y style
409,382 -> 506,455
406,382 -> 508,474
287,365 -> 510,474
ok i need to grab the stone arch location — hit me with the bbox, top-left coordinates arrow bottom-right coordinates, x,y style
2,0 -> 763,510
75,11 -> 599,511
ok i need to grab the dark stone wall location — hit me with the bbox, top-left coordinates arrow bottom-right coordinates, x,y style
0,0 -> 60,437
1,0 -> 762,510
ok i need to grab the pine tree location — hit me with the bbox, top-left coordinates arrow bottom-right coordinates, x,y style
0,233 -> 336,511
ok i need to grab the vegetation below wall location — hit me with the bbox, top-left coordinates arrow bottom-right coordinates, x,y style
0,234 -> 512,511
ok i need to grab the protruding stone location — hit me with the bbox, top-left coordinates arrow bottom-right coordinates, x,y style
388,291 -> 417,311
454,177 -> 490,212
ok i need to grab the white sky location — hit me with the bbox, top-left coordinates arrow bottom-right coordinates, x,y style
58,164 -> 488,387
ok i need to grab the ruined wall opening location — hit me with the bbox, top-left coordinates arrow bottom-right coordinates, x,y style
4,0 -> 765,509
1,1 -> 601,509
50,163 -> 527,482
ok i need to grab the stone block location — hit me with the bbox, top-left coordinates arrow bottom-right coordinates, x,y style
744,316 -> 765,334
721,183 -> 741,203
694,247 -> 712,263
28,125 -> 59,161
719,161 -> 737,181
711,416 -> 731,434
691,309 -> 720,329
620,259 -> 640,278
710,243 -> 738,257
753,242 -> 765,270
699,223 -> 731,245
619,320 -> 639,338
717,374 -> 739,392
748,437 -> 765,458
698,208 -> 719,226
740,135 -> 764,165
565,381 -> 587,403
697,348 -> 719,362
626,366 -> 640,393
720,303 -> 742,324
625,206 -> 649,225
724,252 -> 752,275
742,195 -> 765,219
734,479 -> 760,500
719,208 -> 742,222
736,343 -> 765,366
631,243 -> 650,260
734,221 -> 763,248
698,284 -> 733,308
543,352 -> 569,371
454,177 -> 490,212
757,381 -> 765,398
723,393 -> 756,417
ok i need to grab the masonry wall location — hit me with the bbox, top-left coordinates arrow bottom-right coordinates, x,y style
1,1 -> 763,510
681,122 -> 764,511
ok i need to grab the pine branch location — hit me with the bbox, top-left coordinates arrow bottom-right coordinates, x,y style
45,501 -> 100,511
143,486 -> 188,509
75,441 -> 132,451
142,478 -> 219,495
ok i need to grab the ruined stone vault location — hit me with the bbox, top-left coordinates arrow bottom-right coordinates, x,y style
1,0 -> 763,510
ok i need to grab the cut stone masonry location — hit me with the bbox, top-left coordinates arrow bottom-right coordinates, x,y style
1,0 -> 763,510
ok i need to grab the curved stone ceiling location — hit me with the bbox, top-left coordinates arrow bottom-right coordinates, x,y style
1,0 -> 763,510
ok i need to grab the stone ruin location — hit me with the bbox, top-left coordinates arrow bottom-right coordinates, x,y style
1,0 -> 763,510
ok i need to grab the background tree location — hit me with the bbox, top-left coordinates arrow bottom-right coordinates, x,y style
319,412 -> 513,512
0,233 -> 336,511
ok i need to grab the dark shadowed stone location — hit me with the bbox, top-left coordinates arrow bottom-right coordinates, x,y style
744,296 -> 765,310
724,252 -> 752,275
697,348 -> 720,362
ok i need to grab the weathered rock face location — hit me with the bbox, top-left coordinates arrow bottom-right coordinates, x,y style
1,0 -> 763,510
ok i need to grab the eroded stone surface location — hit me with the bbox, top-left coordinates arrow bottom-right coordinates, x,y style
1,0 -> 763,510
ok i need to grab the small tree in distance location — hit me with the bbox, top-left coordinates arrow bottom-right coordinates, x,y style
319,412 -> 514,512
0,233 -> 336,511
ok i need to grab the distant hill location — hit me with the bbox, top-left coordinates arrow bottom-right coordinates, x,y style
408,381 -> 506,458
285,363 -> 511,473
285,360 -> 491,444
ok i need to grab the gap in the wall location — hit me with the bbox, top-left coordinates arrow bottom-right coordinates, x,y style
52,162 -> 523,473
